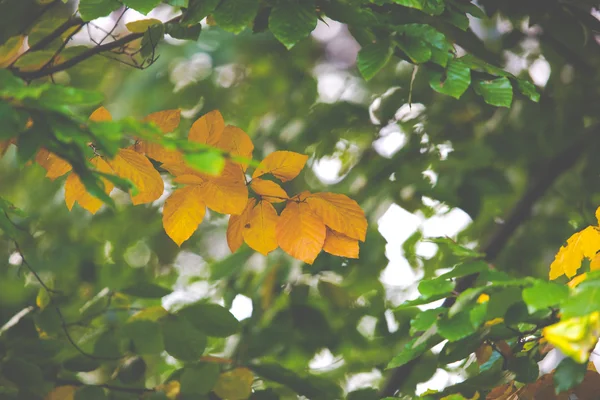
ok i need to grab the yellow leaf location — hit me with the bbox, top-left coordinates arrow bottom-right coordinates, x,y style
0,35 -> 25,68
45,385 -> 76,400
125,18 -> 162,33
162,162 -> 199,177
252,150 -> 308,182
591,252 -> 600,271
276,201 -> 326,264
323,228 -> 359,258
227,198 -> 256,252
250,178 -> 288,203
132,140 -> 183,165
188,110 -> 224,146
243,200 -> 278,255
174,174 -> 206,185
162,186 -> 206,246
306,192 -> 367,242
549,227 -> 600,280
36,149 -> 72,180
213,368 -> 254,400
217,125 -> 254,170
128,306 -> 169,322
143,109 -> 181,133
109,148 -> 164,205
89,106 -> 112,122
199,162 -> 248,215
157,380 -> 180,400
64,157 -> 114,214
569,273 -> 588,288
543,311 -> 600,364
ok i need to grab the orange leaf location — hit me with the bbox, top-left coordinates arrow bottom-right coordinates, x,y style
252,151 -> 308,182
276,201 -> 325,264
162,186 -> 206,246
89,106 -> 112,122
36,149 -> 72,180
174,174 -> 205,185
217,125 -> 254,170
243,201 -> 278,255
109,149 -> 164,205
306,192 -> 367,241
227,198 -> 256,252
188,110 -> 224,146
161,162 -> 199,177
322,228 -> 359,258
132,141 -> 183,165
199,162 -> 248,215
65,157 -> 114,214
143,109 -> 181,133
250,178 -> 288,203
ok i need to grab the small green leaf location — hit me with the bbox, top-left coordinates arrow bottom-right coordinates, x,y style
426,237 -> 484,258
121,282 -> 172,299
184,151 -> 225,176
213,0 -> 260,34
141,23 -> 165,58
177,302 -> 240,337
386,326 -> 442,368
410,308 -> 443,334
522,281 -> 568,313
161,315 -> 207,361
182,0 -> 220,24
561,285 -> 600,319
122,320 -> 164,355
553,357 -> 586,393
516,78 -> 540,102
121,0 -> 162,15
437,311 -> 477,341
439,261 -> 488,280
78,0 -> 122,21
396,37 -> 432,64
1,358 -> 49,395
429,60 -> 471,99
180,363 -> 221,395
473,77 -> 513,107
418,277 -> 455,298
357,39 -> 393,80
166,22 -> 202,40
269,0 -> 317,49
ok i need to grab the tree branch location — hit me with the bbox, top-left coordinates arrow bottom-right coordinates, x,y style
379,122 -> 600,397
55,379 -> 155,394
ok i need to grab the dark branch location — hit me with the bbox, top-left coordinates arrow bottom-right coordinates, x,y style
55,379 -> 155,394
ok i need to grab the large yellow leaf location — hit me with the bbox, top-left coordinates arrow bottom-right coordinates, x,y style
217,125 -> 254,170
250,178 -> 288,203
188,110 -> 224,146
227,198 -> 256,252
276,201 -> 326,264
126,18 -> 162,33
213,368 -> 254,400
549,226 -> 600,280
36,149 -> 72,180
109,149 -> 164,205
323,228 -> 359,258
306,192 -> 367,242
65,157 -> 114,214
162,186 -> 206,246
252,151 -> 308,182
89,106 -> 112,122
243,201 -> 278,255
143,109 -> 181,133
199,162 -> 248,215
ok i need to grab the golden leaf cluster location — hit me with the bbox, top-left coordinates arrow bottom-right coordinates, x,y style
21,108 -> 367,264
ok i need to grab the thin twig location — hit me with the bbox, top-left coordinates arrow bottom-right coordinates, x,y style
99,7 -> 128,46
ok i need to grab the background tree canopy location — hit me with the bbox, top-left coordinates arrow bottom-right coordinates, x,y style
1,0 -> 600,399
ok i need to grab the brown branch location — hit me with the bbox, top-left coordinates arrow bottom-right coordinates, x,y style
379,122 -> 600,397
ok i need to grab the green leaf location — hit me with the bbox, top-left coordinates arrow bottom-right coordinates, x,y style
166,0 -> 188,6
182,0 -> 220,24
561,285 -> 600,319
392,0 -> 444,15
357,39 -> 393,80
522,281 -> 568,313
75,386 -> 107,400
450,1 -> 486,19
78,0 -> 122,21
141,23 -> 165,59
437,311 -> 477,341
439,261 -> 488,280
184,151 -> 225,175
180,363 -> 220,395
429,60 -> 471,99
418,277 -> 455,298
177,302 -> 240,337
473,77 -> 513,107
486,287 -> 523,320
1,358 -> 49,395
93,329 -> 126,358
508,355 -> 539,383
410,308 -> 443,334
553,357 -> 586,393
213,0 -> 260,34
121,0 -> 162,15
386,326 -> 442,368
396,37 -> 432,64
395,293 -> 448,309
161,315 -> 207,361
269,0 -> 318,49
166,22 -> 202,40
516,78 -> 540,102
426,237 -> 483,258
122,320 -> 164,355
121,282 -> 172,298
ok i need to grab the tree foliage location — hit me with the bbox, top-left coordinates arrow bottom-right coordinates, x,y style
1,0 -> 600,399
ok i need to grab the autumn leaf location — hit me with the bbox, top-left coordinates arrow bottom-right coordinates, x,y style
306,192 -> 367,241
227,198 -> 256,252
162,185 -> 206,246
213,368 -> 254,400
250,178 -> 288,203
243,200 -> 278,255
35,149 -> 72,180
134,109 -> 183,164
252,150 -> 308,182
108,148 -> 164,205
188,109 -> 225,146
217,125 -> 254,170
322,228 -> 359,258
543,311 -> 600,364
45,385 -> 76,400
276,201 -> 326,264
549,226 -> 600,280
89,106 -> 113,122
65,156 -> 114,214
197,162 -> 248,215
143,109 -> 181,133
